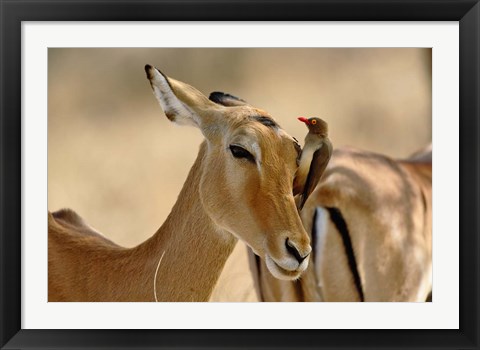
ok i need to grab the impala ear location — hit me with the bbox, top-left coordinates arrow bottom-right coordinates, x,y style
145,65 -> 222,131
209,91 -> 248,107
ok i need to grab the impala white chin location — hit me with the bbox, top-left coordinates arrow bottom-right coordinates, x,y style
265,254 -> 309,281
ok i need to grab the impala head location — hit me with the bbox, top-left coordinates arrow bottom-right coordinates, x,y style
145,65 -> 311,280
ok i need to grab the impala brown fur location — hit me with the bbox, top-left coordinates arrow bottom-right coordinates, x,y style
48,66 -> 311,301
250,145 -> 432,302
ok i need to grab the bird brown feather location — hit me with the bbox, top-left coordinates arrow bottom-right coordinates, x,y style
299,138 -> 332,210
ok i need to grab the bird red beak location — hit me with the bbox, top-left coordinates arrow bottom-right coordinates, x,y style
298,117 -> 310,125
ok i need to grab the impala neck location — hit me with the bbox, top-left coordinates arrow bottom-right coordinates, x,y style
132,142 -> 238,301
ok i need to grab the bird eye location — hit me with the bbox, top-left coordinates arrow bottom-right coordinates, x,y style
311,119 -> 317,125
229,145 -> 255,163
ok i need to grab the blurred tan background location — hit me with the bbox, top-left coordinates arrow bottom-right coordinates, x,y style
48,48 -> 431,301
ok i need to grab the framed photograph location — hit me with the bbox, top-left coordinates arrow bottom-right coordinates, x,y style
1,0 -> 478,349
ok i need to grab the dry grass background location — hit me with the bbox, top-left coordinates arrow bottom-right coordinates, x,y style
48,48 -> 431,301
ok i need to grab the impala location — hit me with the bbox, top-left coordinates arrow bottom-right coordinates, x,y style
248,145 -> 432,302
48,65 -> 312,302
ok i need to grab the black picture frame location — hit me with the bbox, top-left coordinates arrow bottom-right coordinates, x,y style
1,1 -> 478,349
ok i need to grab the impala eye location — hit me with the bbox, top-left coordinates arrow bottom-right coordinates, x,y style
229,145 -> 255,163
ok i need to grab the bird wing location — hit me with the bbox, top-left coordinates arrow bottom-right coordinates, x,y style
298,138 -> 332,210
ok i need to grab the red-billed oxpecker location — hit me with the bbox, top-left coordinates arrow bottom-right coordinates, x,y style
293,117 -> 332,210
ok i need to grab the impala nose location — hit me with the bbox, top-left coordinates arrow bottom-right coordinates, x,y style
285,238 -> 310,264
